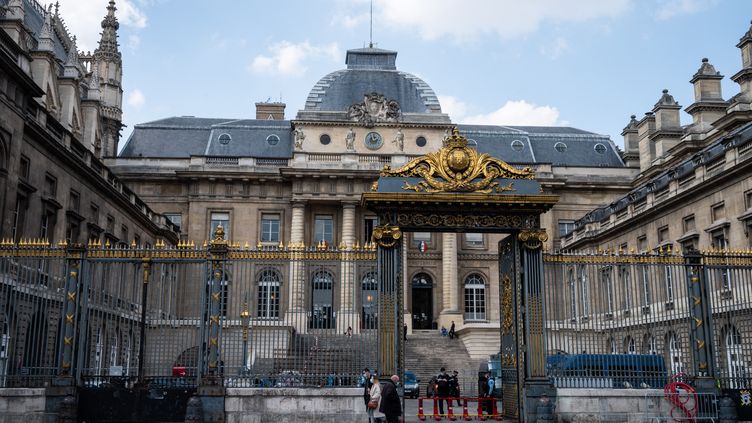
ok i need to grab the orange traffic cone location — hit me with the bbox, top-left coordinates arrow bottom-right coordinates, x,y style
418,397 -> 426,421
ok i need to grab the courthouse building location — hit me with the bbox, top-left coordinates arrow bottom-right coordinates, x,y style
108,48 -> 637,357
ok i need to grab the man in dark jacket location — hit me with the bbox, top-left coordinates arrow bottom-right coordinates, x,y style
435,367 -> 450,416
362,368 -> 373,411
380,375 -> 402,423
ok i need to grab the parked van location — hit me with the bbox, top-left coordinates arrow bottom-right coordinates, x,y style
546,353 -> 667,389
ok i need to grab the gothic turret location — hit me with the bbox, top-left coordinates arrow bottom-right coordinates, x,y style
621,115 -> 640,168
93,0 -> 123,157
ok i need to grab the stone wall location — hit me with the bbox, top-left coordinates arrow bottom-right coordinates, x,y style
225,387 -> 363,423
554,388 -> 706,423
0,388 -> 46,423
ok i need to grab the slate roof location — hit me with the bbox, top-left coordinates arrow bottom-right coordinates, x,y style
301,48 -> 442,115
459,124 -> 624,167
120,117 -> 293,158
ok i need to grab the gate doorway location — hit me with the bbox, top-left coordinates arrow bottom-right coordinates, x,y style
362,128 -> 558,422
411,273 -> 433,330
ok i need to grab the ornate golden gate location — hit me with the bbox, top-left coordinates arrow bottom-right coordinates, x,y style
361,128 -> 557,421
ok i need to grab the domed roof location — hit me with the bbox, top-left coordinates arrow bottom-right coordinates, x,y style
298,48 -> 448,123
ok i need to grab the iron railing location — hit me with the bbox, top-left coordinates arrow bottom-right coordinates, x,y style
543,250 -> 752,390
0,239 -> 377,389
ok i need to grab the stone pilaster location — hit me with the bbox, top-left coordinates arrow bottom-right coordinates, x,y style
441,233 -> 458,313
338,203 -> 359,332
287,202 -> 307,332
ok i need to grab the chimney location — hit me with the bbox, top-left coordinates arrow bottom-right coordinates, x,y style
621,115 -> 640,168
731,21 -> 752,107
649,89 -> 682,162
685,58 -> 726,133
255,102 -> 286,120
637,112 -> 656,173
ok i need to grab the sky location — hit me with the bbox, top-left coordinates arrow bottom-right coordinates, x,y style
55,0 -> 751,152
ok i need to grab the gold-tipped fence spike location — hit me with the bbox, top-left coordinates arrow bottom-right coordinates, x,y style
257,241 -> 263,249
354,241 -> 360,250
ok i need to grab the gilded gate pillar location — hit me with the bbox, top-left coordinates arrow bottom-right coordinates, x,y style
58,244 -> 86,384
205,224 -> 228,384
373,219 -> 402,377
684,252 -> 717,392
518,228 -> 556,423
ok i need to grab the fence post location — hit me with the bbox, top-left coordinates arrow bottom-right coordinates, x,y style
136,257 -> 151,385
57,244 -> 85,384
684,251 -> 717,392
192,224 -> 228,422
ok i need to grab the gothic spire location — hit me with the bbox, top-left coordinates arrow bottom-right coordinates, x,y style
37,5 -> 55,52
63,36 -> 82,79
96,0 -> 120,56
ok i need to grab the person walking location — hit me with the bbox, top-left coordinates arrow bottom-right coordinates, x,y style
368,373 -> 385,423
435,367 -> 450,416
448,321 -> 456,339
380,375 -> 402,423
363,368 -> 373,421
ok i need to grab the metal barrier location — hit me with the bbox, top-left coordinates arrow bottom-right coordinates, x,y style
416,396 -> 501,421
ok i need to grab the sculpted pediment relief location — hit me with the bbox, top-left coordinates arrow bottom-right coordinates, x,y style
347,92 -> 400,127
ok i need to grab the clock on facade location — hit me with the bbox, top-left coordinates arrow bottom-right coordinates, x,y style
364,132 -> 383,150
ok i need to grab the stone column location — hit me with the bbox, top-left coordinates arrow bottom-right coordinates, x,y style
403,239 -> 411,334
441,233 -> 458,314
287,202 -> 307,332
338,203 -> 359,332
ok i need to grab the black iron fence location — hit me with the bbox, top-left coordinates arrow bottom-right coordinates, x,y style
543,250 -> 752,390
0,238 -> 377,389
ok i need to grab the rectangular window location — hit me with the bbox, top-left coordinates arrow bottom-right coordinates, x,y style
40,211 -> 56,242
164,213 -> 182,229
65,218 -> 80,244
121,225 -> 128,244
464,233 -> 484,247
364,217 -> 377,244
711,202 -> 725,222
134,235 -> 140,247
683,215 -> 695,233
711,229 -> 727,249
210,212 -> 230,240
600,267 -> 614,315
44,174 -> 57,197
314,215 -> 333,244
658,226 -> 669,243
261,213 -> 280,243
69,190 -> 80,212
558,220 -> 576,237
106,214 -> 115,233
413,232 -> 431,247
637,235 -> 647,252
11,197 -> 27,242
90,203 -> 99,224
745,190 -> 752,210
19,155 -> 30,179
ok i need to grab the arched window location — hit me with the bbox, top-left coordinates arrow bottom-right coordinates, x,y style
567,266 -> 576,320
607,337 -> 616,354
123,332 -> 132,376
725,326 -> 745,388
579,267 -> 590,318
625,336 -> 636,354
310,270 -> 334,329
94,327 -> 103,375
108,329 -> 119,368
257,268 -> 281,319
464,274 -> 486,321
666,331 -> 683,375
361,272 -> 378,329
642,334 -> 657,355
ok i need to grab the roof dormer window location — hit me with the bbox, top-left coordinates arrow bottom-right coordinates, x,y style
218,133 -> 231,145
594,143 -> 607,154
266,134 -> 280,146
555,142 -> 567,153
511,140 -> 524,152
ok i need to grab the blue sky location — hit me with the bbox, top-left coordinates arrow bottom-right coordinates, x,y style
58,0 -> 750,152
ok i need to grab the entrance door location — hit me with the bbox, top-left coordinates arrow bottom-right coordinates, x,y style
499,236 -> 522,419
411,273 -> 433,330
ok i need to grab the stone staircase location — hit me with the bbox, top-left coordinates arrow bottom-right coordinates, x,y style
405,330 -> 485,397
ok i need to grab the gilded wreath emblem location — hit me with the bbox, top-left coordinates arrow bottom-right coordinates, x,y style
381,128 -> 533,193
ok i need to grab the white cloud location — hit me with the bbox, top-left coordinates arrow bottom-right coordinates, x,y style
249,41 -> 341,77
464,100 -> 562,126
127,34 -> 141,50
437,95 -> 468,121
655,0 -> 717,20
378,0 -> 630,41
540,37 -> 569,59
54,0 -> 147,52
127,89 -> 145,109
